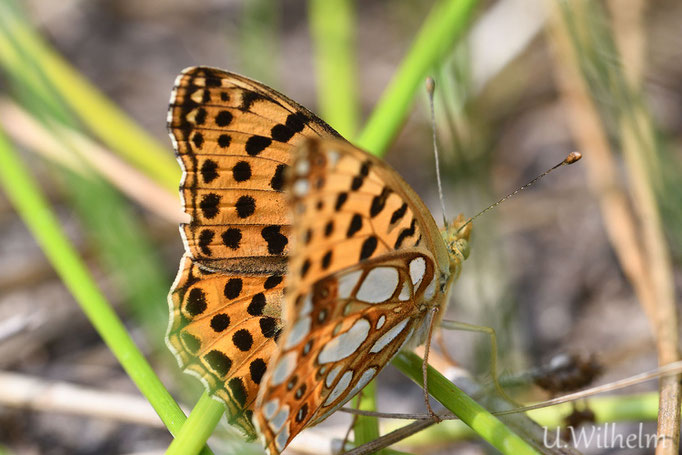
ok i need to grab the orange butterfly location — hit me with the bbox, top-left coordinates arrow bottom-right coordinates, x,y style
166,67 -> 470,454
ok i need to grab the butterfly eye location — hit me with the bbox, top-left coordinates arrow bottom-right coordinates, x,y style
448,238 -> 470,262
456,239 -> 470,259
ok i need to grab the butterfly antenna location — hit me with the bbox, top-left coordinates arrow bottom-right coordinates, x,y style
426,77 -> 448,227
456,151 -> 582,234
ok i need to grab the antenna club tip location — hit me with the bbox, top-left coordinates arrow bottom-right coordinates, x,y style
425,77 -> 435,94
564,151 -> 582,165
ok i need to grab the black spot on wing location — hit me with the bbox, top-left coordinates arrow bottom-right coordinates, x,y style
232,329 -> 253,351
261,225 -> 288,254
335,192 -> 348,211
235,195 -> 256,218
286,112 -> 307,132
202,71 -> 222,87
198,229 -> 214,256
205,350 -> 232,377
250,358 -> 267,385
347,214 -> 363,237
390,203 -> 408,224
351,176 -> 363,191
295,384 -> 306,399
394,218 -> 417,249
264,275 -> 283,289
324,220 -> 334,237
360,161 -> 371,177
232,161 -> 251,182
215,110 -> 233,127
195,108 -> 207,125
224,278 -> 243,300
201,159 -> 219,184
218,134 -> 231,148
185,288 -> 207,316
296,403 -> 309,423
260,317 -> 278,338
181,332 -> 201,353
270,112 -> 308,143
247,293 -> 266,316
192,132 -> 204,149
370,187 -> 392,218
228,377 -> 247,407
301,259 -> 311,278
210,313 -> 230,332
222,228 -> 242,250
245,135 -> 271,156
360,236 -> 378,261
321,251 -> 332,270
200,193 -> 221,219
270,123 -> 294,143
239,91 -> 266,111
270,164 -> 286,191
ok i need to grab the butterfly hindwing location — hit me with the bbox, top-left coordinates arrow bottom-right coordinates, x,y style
168,255 -> 285,435
254,252 -> 438,453
253,138 -> 450,453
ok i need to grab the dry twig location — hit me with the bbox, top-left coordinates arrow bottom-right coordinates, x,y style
546,1 -> 680,453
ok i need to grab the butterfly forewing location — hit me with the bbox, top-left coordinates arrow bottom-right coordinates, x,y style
169,67 -> 342,268
166,67 -> 342,437
253,139 -> 451,454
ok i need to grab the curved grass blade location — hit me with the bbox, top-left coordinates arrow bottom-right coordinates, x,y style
0,128 -> 212,455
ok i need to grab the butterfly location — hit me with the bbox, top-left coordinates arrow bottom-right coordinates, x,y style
166,66 -> 471,454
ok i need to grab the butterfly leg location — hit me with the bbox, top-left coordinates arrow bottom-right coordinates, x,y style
422,306 -> 442,422
439,319 -> 518,405
435,329 -> 459,366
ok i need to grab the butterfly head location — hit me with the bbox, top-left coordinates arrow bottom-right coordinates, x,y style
441,213 -> 472,274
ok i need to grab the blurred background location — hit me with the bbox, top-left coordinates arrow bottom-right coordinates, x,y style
0,0 -> 680,454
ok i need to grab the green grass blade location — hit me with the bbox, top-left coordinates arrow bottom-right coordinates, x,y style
0,3 -> 175,340
392,351 -> 538,455
307,0 -> 379,446
166,392 -> 225,455
392,391 -> 660,447
347,0 -> 477,448
0,2 -> 179,191
309,0 -> 359,138
0,128 -> 210,454
64,171 -> 170,338
241,0 -> 280,86
307,0 -> 479,450
356,0 -> 478,156
0,31 -> 67,123
308,0 -> 379,446
352,381 -> 382,451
